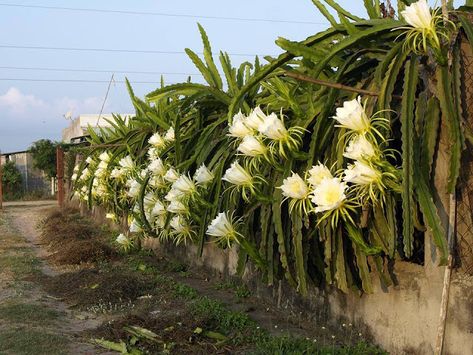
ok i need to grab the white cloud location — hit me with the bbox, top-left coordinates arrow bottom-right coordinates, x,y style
0,87 -> 48,115
0,87 -> 114,152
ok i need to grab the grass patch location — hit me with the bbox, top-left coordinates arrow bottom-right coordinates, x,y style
0,253 -> 40,278
0,302 -> 62,324
0,328 -> 68,355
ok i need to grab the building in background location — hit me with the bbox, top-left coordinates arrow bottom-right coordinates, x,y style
0,151 -> 52,195
62,113 -> 134,143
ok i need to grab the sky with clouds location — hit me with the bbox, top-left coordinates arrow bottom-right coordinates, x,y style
0,0 -> 459,152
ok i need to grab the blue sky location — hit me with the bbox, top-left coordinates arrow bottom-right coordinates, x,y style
0,0 -> 461,152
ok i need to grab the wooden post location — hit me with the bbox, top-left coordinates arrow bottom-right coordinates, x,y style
0,151 -> 3,210
56,146 -> 64,209
434,193 -> 456,355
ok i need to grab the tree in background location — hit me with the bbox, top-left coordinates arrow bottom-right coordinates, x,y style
29,139 -> 59,178
1,160 -> 22,198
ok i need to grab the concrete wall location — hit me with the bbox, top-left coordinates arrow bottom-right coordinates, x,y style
1,152 -> 51,193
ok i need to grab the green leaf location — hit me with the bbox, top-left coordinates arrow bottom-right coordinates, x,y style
420,97 -> 441,177
311,0 -> 339,27
414,171 -> 448,265
353,244 -> 373,293
197,23 -> 223,89
436,65 -> 463,193
292,211 -> 307,296
345,223 -> 382,255
400,57 -> 419,257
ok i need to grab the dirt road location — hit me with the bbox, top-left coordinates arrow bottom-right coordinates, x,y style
0,201 -> 106,354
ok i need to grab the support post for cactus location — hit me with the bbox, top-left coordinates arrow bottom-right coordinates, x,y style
434,193 -> 456,355
441,0 -> 448,22
56,146 -> 64,209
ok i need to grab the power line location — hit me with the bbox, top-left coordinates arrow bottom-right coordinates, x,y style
0,3 -> 328,25
0,65 -> 202,76
0,44 -> 267,57
0,78 -> 178,84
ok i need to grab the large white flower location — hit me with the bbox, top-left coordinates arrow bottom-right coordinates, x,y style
85,156 -> 93,164
194,164 -> 214,185
143,192 -> 157,211
245,106 -> 266,130
343,135 -> 376,161
149,175 -> 165,188
343,161 -> 381,186
333,97 -> 370,133
147,147 -> 160,161
80,168 -> 90,181
280,173 -> 309,200
97,160 -> 108,170
222,161 -> 253,186
129,219 -> 142,233
167,200 -> 188,214
401,0 -> 432,29
164,168 -> 180,183
119,156 -> 134,171
151,200 -> 166,217
170,215 -> 191,234
237,136 -> 267,157
172,175 -> 196,195
148,132 -> 165,148
311,178 -> 347,213
165,188 -> 184,202
116,233 -> 131,247
110,168 -> 124,179
71,173 -> 78,181
148,158 -> 166,176
258,113 -> 288,140
307,163 -> 333,188
127,179 -> 141,198
99,151 -> 110,162
206,212 -> 239,240
228,111 -> 253,138
164,127 -> 175,142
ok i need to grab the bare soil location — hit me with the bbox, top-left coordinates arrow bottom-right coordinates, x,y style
0,202 -> 384,354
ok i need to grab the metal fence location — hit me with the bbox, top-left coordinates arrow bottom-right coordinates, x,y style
455,37 -> 473,274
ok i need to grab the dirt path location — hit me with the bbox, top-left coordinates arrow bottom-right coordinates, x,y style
0,202 -> 107,354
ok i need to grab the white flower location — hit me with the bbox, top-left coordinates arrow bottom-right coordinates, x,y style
148,158 -> 166,175
149,175 -> 165,188
333,97 -> 370,133
164,127 -> 175,142
73,165 -> 79,172
143,192 -> 157,211
71,173 -> 78,181
98,160 -> 108,170
106,213 -> 115,220
237,136 -> 267,157
343,161 -> 381,186
164,168 -> 179,183
151,200 -> 166,217
119,156 -> 134,171
258,113 -> 288,140
165,188 -> 184,202
280,173 -> 309,200
148,132 -> 165,148
85,156 -> 93,164
228,111 -> 253,138
207,212 -> 238,238
172,175 -> 196,195
129,219 -> 142,233
167,200 -> 188,214
194,164 -> 214,185
116,233 -> 130,246
222,161 -> 253,186
170,215 -> 191,234
401,0 -> 432,30
307,163 -> 333,187
147,147 -> 160,161
154,215 -> 167,229
311,178 -> 347,213
110,168 -> 124,179
80,168 -> 90,181
343,135 -> 376,161
99,151 -> 110,162
245,106 -> 266,130
127,179 -> 141,198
